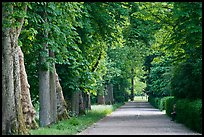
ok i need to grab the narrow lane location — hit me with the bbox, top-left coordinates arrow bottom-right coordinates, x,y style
78,101 -> 201,135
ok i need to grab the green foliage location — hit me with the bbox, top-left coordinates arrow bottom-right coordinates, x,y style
144,2 -> 202,102
176,99 -> 202,133
4,1 -> 202,135
148,96 -> 175,111
145,61 -> 172,97
150,95 -> 202,133
158,96 -> 171,111
164,96 -> 176,117
148,96 -> 161,109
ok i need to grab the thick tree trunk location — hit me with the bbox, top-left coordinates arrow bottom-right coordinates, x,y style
39,33 -> 50,127
2,27 -> 16,135
71,91 -> 79,116
49,51 -> 57,124
97,95 -> 105,104
13,41 -> 28,134
105,84 -> 114,104
84,92 -> 91,111
19,47 -> 38,129
87,92 -> 92,110
39,62 -> 50,127
97,86 -> 105,105
2,3 -> 29,134
39,5 -> 51,127
79,91 -> 86,115
39,48 -> 50,127
55,71 -> 69,120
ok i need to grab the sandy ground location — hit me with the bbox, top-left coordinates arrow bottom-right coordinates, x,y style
77,101 -> 201,135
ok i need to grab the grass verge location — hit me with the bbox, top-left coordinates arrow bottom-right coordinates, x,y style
30,103 -> 123,135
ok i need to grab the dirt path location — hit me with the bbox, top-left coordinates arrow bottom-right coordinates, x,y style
77,101 -> 201,135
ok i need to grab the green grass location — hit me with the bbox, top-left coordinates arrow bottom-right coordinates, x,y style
134,96 -> 148,102
30,103 -> 123,135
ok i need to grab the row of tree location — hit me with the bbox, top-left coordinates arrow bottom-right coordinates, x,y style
2,2 -> 202,135
143,2 -> 202,100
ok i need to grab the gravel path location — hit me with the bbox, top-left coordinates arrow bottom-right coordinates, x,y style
77,101 -> 201,135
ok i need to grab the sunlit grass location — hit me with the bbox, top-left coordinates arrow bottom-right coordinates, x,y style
134,96 -> 148,102
30,103 -> 123,135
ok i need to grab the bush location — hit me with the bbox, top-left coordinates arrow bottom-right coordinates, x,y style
149,95 -> 202,133
176,99 -> 202,133
159,96 -> 171,111
165,96 -> 176,117
148,96 -> 161,109
149,96 -> 174,111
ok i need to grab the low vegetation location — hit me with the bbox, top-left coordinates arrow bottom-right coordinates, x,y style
148,96 -> 202,133
30,103 -> 123,135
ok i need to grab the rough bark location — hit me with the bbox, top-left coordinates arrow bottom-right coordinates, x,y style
87,92 -> 92,110
2,3 -> 29,135
19,47 -> 38,129
97,86 -> 105,105
105,84 -> 114,104
13,40 -> 28,135
55,70 -> 69,120
2,26 -> 16,135
97,85 -> 105,105
71,91 -> 79,116
49,51 -> 57,124
84,92 -> 91,111
97,95 -> 105,105
79,91 -> 86,115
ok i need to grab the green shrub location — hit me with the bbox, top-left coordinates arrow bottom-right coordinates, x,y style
149,96 -> 202,133
148,96 -> 161,109
176,99 -> 202,133
165,96 -> 176,117
159,97 -> 169,111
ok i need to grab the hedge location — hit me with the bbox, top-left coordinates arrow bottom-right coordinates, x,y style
176,99 -> 202,133
148,96 -> 202,133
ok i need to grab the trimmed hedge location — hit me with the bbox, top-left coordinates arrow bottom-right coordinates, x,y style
148,96 -> 160,108
176,99 -> 202,133
148,96 -> 202,133
148,96 -> 174,111
165,96 -> 176,117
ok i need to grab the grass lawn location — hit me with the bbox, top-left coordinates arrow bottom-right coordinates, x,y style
30,103 -> 123,135
134,96 -> 148,102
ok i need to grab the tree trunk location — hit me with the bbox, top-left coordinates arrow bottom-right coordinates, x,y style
71,91 -> 79,116
97,85 -> 105,104
39,57 -> 50,127
131,68 -> 135,101
87,92 -> 92,110
39,30 -> 50,127
2,3 -> 29,135
2,27 -> 16,135
13,42 -> 28,135
79,91 -> 86,115
39,4 -> 51,127
49,51 -> 57,124
84,92 -> 91,111
55,70 -> 69,120
105,84 -> 114,104
19,47 -> 38,129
